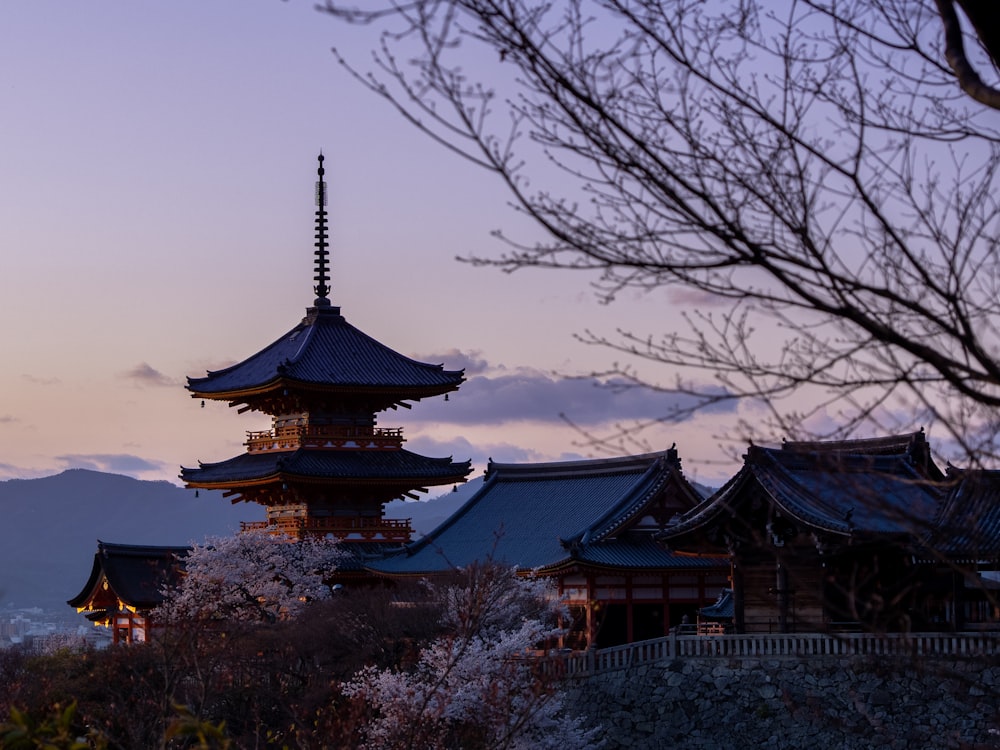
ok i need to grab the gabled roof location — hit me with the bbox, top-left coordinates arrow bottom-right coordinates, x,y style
780,431 -> 945,481
187,305 -> 464,402
700,588 -> 734,619
68,541 -> 189,612
925,467 -> 1000,560
181,448 -> 471,490
368,450 -> 720,576
666,432 -> 944,541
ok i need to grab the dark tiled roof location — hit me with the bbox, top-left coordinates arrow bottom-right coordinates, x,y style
750,448 -> 941,536
181,448 -> 471,487
335,542 -> 408,572
780,430 -> 944,480
369,451 -> 714,575
187,306 -> 464,398
666,435 -> 943,540
700,588 -> 734,619
68,541 -> 189,610
926,468 -> 1000,560
574,537 -> 727,570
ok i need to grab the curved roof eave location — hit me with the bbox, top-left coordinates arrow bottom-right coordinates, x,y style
568,458 -> 669,544
661,466 -> 752,539
186,307 -> 465,397
180,450 -> 472,489
183,470 -> 471,491
67,555 -> 104,608
749,463 -> 854,537
188,376 -> 462,403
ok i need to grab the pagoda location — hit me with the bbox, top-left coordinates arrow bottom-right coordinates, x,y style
181,154 -> 471,548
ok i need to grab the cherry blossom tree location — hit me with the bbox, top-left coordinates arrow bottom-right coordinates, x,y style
156,530 -> 344,624
343,563 -> 601,750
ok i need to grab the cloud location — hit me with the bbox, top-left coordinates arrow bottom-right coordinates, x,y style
0,415 -> 16,424
405,434 -> 587,474
55,453 -> 168,476
0,462 -> 54,481
123,362 -> 177,387
667,287 -> 731,307
21,374 -> 60,386
410,348 -> 491,375
413,368 -> 735,426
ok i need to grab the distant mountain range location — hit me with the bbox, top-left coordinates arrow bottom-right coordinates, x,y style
0,469 -> 480,614
384,477 -> 484,535
0,467 -> 708,615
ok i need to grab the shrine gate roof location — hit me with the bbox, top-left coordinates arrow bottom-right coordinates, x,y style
68,541 -> 189,611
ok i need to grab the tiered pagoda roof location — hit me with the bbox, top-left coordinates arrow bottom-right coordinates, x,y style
186,304 -> 464,412
181,448 -> 469,489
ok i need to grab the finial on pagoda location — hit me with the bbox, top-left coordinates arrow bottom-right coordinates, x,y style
313,153 -> 331,307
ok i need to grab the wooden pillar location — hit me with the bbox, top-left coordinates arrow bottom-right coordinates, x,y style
733,560 -> 745,634
953,571 -> 966,632
662,574 -> 671,633
777,560 -> 790,633
586,573 -> 596,649
625,574 -> 634,643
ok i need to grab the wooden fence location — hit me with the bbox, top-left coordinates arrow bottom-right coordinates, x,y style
551,631 -> 1000,676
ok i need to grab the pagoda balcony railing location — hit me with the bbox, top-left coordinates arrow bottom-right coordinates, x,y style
241,516 -> 413,542
245,425 -> 404,453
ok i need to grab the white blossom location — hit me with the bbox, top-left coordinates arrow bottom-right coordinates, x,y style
156,529 -> 344,623
344,564 -> 601,749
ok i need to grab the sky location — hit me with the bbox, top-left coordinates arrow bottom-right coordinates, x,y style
0,1 -> 748,491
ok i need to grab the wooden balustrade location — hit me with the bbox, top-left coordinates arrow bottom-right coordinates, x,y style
241,516 -> 412,541
548,631 -> 1000,677
244,425 -> 405,452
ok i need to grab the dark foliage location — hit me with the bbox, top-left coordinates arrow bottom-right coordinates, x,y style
0,582 -> 446,749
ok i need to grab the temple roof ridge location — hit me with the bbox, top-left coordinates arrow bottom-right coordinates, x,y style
484,449 -> 681,482
371,448 -> 711,575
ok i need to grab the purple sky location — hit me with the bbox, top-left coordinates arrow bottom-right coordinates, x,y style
0,1 -> 751,490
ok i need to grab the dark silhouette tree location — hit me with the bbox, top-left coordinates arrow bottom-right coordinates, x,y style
320,0 -> 1000,462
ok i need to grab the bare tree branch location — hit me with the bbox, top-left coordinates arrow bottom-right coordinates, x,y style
320,0 -> 1000,463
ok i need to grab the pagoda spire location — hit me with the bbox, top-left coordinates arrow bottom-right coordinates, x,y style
313,153 -> 331,307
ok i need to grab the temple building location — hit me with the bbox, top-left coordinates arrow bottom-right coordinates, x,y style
662,431 -> 1000,633
368,449 -> 730,648
71,155 -> 1000,645
68,542 -> 189,644
180,154 -> 471,565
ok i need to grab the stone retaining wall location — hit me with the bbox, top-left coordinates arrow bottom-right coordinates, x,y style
562,655 -> 1000,749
